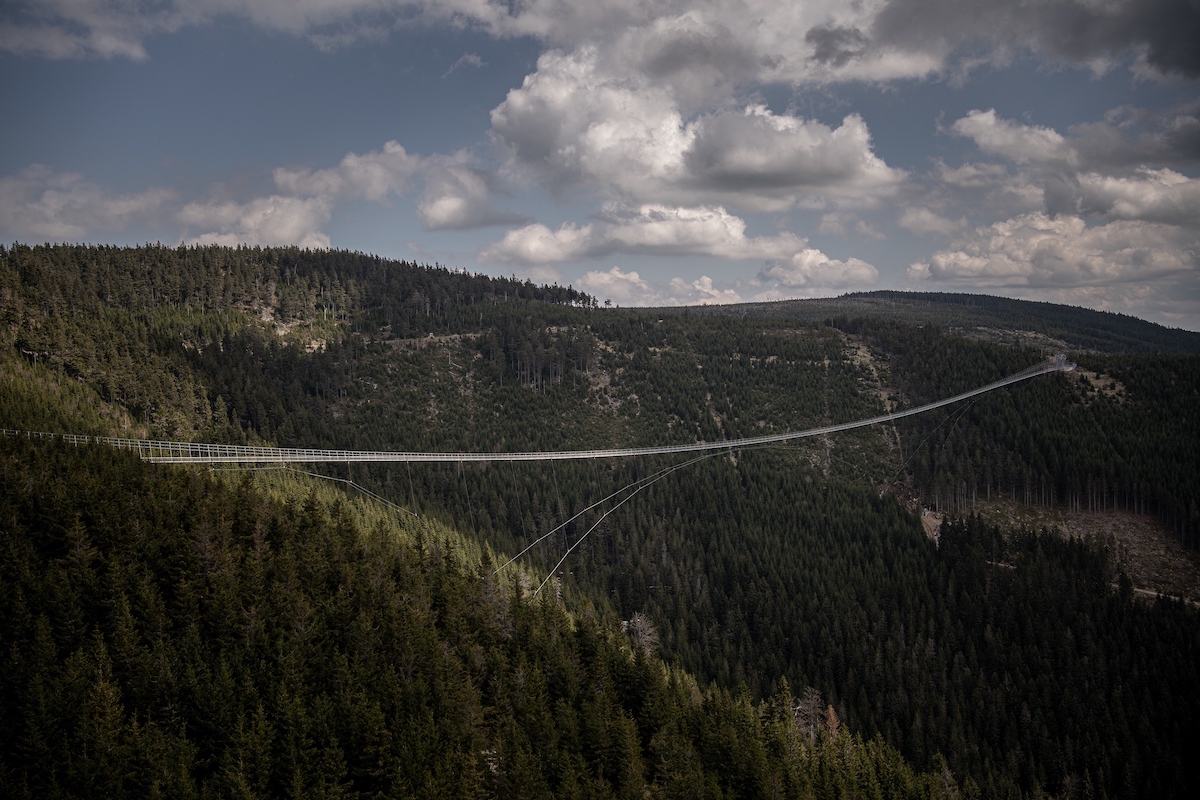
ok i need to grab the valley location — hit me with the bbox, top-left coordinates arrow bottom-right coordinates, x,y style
2,243 -> 1198,799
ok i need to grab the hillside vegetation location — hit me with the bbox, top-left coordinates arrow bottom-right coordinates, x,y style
2,438 -> 959,799
2,243 -> 1198,799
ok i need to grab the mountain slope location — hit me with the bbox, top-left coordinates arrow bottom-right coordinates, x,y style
1,437 -> 960,799
3,243 -> 1199,798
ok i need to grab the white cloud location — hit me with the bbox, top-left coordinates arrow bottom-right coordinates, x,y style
176,140 -> 523,244
489,47 -> 691,193
870,0 -> 1200,79
683,105 -> 905,208
180,195 -> 332,250
898,207 -> 962,236
671,274 -> 743,305
945,104 -> 1200,181
937,110 -> 1200,229
609,12 -> 765,110
9,1 -> 1197,326
9,0 -> 1198,84
485,202 -> 882,298
0,23 -> 146,60
0,165 -> 174,240
909,106 -> 1200,323
490,48 -> 904,211
909,213 -> 1197,288
482,204 -> 808,265
437,1 -> 949,85
760,249 -> 879,288
577,266 -> 744,307
1076,168 -> 1200,227
416,161 -> 529,230
181,141 -> 422,247
483,222 -> 594,264
1068,104 -> 1200,169
598,205 -> 806,259
951,109 -> 1078,167
516,264 -> 567,285
273,141 -> 420,202
930,161 -> 1009,190
578,266 -> 656,305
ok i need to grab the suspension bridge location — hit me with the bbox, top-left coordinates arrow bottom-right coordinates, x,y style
1,355 -> 1074,464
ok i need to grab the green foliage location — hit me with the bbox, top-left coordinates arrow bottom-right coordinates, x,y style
3,243 -> 1199,799
847,319 -> 1200,544
0,438 -> 957,799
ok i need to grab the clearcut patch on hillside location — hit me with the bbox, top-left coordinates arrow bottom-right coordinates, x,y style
972,499 -> 1200,602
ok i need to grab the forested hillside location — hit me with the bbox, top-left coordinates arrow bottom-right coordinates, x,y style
2,437 -> 964,799
836,318 -> 1200,547
2,244 -> 1198,798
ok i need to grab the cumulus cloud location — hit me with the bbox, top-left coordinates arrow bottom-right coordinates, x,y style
936,109 -> 1200,227
552,230 -> 880,305
181,142 -> 421,247
908,211 -> 1200,329
8,0 -> 1197,87
577,266 -> 657,305
0,138 -> 519,247
760,249 -> 879,288
950,104 -> 1200,178
0,161 -> 338,248
183,140 -> 519,244
491,48 -> 904,211
416,161 -> 530,231
8,0 -> 1196,323
872,0 -> 1200,79
672,274 -> 743,304
910,104 -> 1200,325
612,13 -> 765,110
920,158 -> 1043,225
482,204 -> 809,265
909,213 -> 1197,288
273,141 -> 421,202
898,207 -> 963,236
180,195 -> 333,250
1067,104 -> 1200,170
483,222 -> 593,264
1075,168 -> 1200,226
0,165 -> 174,240
683,106 -> 905,207
489,47 -> 688,193
951,109 -> 1078,168
577,266 -> 745,307
930,161 -> 1009,190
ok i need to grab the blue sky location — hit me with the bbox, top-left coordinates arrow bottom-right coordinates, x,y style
2,1 -> 1198,329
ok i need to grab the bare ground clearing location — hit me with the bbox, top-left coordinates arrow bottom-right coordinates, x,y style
971,499 -> 1200,603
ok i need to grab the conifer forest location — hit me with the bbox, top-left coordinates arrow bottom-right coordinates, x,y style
2,244 -> 1198,799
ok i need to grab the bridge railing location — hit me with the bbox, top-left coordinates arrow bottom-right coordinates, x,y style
1,354 -> 1074,465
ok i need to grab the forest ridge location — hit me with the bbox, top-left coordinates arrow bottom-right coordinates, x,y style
1,243 -> 1198,799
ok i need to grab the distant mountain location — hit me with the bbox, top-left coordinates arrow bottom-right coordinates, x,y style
682,291 -> 1200,355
